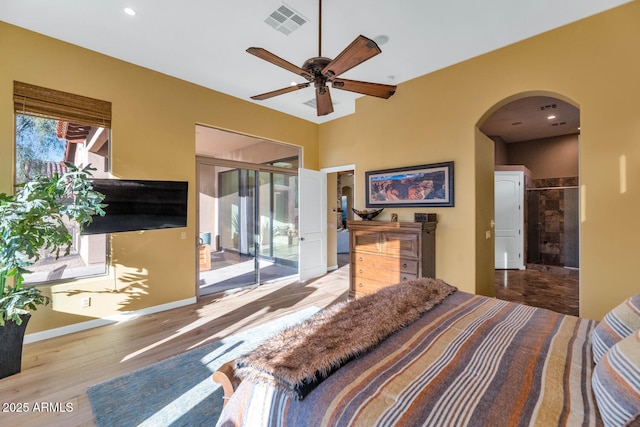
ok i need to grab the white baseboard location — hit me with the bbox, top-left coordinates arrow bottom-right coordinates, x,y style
24,297 -> 197,344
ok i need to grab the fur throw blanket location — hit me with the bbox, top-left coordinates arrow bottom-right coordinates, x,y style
235,278 -> 457,400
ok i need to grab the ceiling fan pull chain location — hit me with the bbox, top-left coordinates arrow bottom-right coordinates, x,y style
318,0 -> 322,57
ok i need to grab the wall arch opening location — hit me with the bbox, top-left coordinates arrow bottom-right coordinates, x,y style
478,92 -> 581,315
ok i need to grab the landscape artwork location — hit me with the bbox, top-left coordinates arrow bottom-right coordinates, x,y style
366,161 -> 454,207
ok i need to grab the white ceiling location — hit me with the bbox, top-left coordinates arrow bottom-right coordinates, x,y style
0,0 -> 630,130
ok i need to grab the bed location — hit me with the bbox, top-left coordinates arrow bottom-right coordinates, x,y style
213,278 -> 640,427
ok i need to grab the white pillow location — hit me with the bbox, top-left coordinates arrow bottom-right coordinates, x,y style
592,329 -> 640,426
592,295 -> 640,364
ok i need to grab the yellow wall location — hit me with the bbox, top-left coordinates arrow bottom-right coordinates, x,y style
0,22 -> 318,333
318,1 -> 640,319
475,129 -> 497,297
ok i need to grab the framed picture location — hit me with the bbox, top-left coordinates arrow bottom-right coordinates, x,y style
366,161 -> 454,208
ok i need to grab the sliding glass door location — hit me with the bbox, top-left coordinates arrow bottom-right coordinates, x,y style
198,161 -> 298,295
258,171 -> 299,279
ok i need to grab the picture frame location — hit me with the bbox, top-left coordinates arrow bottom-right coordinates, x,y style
366,161 -> 454,208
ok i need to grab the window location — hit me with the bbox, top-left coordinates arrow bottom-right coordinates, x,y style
265,156 -> 299,169
13,81 -> 111,284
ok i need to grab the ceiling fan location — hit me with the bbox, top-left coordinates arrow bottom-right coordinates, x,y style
247,0 -> 397,116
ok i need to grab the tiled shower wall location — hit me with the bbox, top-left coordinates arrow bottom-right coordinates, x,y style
527,177 -> 579,267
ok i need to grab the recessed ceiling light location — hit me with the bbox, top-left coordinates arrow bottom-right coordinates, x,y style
547,115 -> 556,120
124,7 -> 136,16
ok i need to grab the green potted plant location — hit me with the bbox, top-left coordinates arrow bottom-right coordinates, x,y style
0,163 -> 106,379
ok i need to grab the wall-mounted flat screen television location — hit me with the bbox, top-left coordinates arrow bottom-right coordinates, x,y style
82,179 -> 188,235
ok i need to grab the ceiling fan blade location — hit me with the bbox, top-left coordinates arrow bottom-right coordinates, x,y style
321,35 -> 381,78
316,86 -> 334,116
247,47 -> 314,81
251,83 -> 311,101
332,78 -> 396,99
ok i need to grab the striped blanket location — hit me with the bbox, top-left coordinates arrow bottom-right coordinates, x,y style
215,292 -> 602,427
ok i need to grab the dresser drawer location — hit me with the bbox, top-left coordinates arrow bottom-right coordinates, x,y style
381,232 -> 419,258
352,252 -> 418,274
399,259 -> 418,273
351,231 -> 381,253
352,274 -> 419,297
351,280 -> 386,297
353,265 -> 418,282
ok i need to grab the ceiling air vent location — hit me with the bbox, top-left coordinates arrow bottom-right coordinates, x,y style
551,121 -> 567,127
539,104 -> 557,111
264,3 -> 308,35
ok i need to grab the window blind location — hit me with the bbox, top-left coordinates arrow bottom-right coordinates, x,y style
13,81 -> 111,128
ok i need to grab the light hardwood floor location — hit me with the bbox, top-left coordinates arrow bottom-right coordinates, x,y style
0,266 -> 349,427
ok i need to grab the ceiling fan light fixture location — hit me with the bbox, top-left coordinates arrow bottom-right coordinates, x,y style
249,0 -> 396,116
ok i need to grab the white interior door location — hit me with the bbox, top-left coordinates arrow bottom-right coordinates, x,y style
298,168 -> 327,281
495,171 -> 524,269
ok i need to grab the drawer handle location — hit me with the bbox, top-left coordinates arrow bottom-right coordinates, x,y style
402,276 -> 408,281
402,263 -> 407,268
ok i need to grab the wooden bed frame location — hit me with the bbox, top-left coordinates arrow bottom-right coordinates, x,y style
212,360 -> 240,407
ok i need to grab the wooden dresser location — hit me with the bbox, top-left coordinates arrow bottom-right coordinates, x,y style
347,220 -> 436,299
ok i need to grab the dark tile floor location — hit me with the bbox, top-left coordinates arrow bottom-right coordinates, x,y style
494,266 -> 579,316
